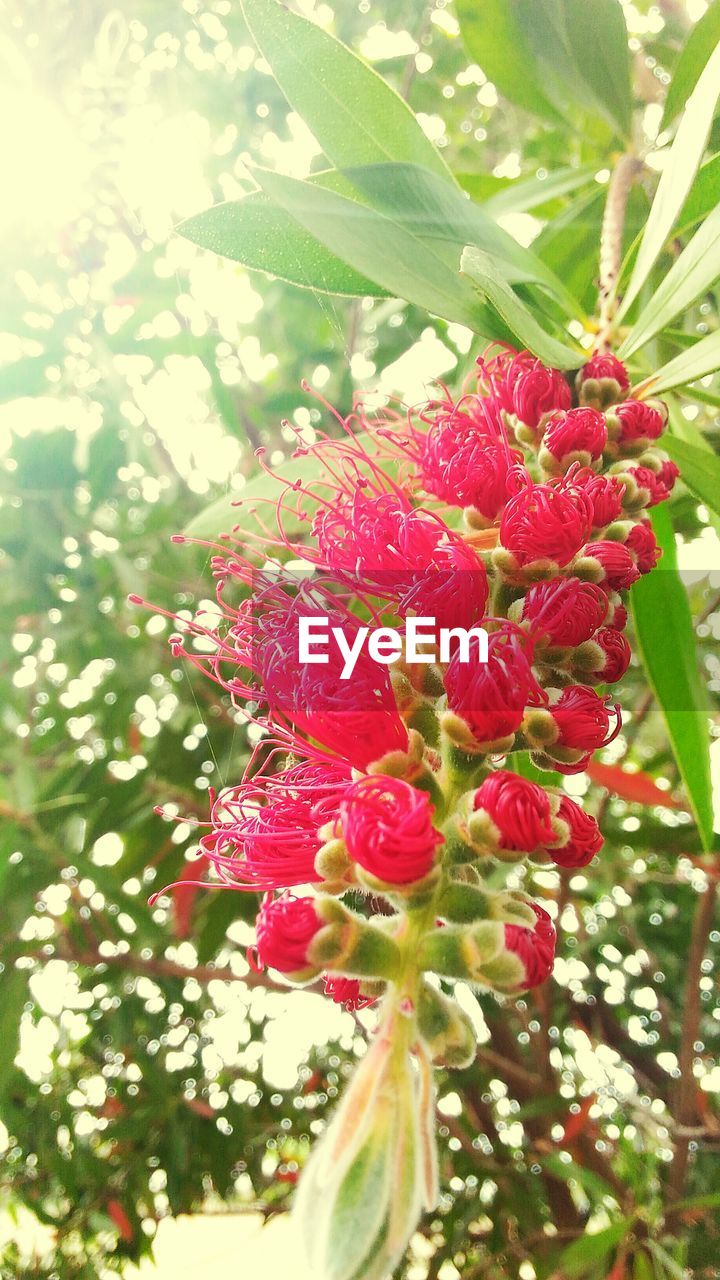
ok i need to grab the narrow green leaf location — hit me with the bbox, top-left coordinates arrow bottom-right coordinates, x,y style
483,165 -> 597,216
252,166 -> 486,328
460,245 -> 581,368
677,153 -> 720,233
240,0 -> 454,183
0,967 -> 27,1100
557,1219 -> 632,1276
178,191 -> 388,297
620,205 -> 720,357
662,0 -> 720,127
560,0 -> 633,138
617,38 -> 720,320
635,329 -> 720,396
662,433 -> 720,519
631,503 -> 714,851
455,0 -> 565,124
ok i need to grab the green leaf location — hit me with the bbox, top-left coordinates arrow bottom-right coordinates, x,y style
177,191 -> 388,297
617,38 -> 720,321
251,165 -> 486,328
560,0 -> 632,139
677,153 -> 720,233
460,245 -> 581,367
620,205 -> 720,357
631,503 -> 714,851
455,0 -> 565,125
482,165 -> 597,216
635,329 -> 720,396
662,0 -> 720,128
662,433 -> 720,519
0,967 -> 27,1100
557,1219 -> 632,1276
240,0 -> 454,183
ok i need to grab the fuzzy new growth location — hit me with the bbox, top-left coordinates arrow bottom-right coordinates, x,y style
145,342 -> 676,1280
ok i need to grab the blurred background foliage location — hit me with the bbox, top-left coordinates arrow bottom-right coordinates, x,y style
1,0 -> 719,1277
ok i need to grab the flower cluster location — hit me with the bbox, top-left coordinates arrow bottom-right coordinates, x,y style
146,344 -> 673,1280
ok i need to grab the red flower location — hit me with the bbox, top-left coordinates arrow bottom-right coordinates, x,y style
201,760 -> 352,892
504,902 -> 556,989
418,395 -> 521,520
579,353 -> 629,392
576,471 -> 625,530
520,578 -> 608,648
626,519 -> 661,574
549,797 -> 603,868
500,477 -> 594,568
323,975 -> 376,1012
622,462 -> 677,507
255,894 -> 323,975
613,399 -> 665,446
541,407 -> 607,468
473,770 -> 555,853
444,624 -> 542,747
479,347 -> 571,430
398,539 -> 489,634
592,627 -> 632,683
549,686 -> 622,752
340,775 -> 443,885
582,539 -> 640,590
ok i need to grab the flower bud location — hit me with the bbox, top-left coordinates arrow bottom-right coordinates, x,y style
323,975 -> 379,1012
310,896 -> 403,980
612,459 -> 679,511
575,538 -> 640,590
577,353 -> 629,408
515,578 -> 609,648
418,918 -> 506,982
442,625 -> 540,753
539,407 -> 607,473
545,796 -> 603,868
255,894 -> 324,982
465,769 -> 557,858
339,775 -> 443,890
626,518 -> 661,574
543,686 -> 622,760
417,983 -> 477,1068
499,903 -> 556,990
607,398 -> 666,453
579,627 -> 632,683
581,472 -> 626,531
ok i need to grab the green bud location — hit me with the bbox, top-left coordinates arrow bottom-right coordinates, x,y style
310,899 -> 402,980
417,983 -> 477,1069
418,920 -> 504,981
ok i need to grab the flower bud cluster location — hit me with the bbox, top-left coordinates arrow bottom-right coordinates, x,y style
149,343 -> 673,1279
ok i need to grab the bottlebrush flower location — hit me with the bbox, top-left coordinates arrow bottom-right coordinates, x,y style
580,472 -> 626,530
470,770 -> 557,856
609,398 -> 666,450
626,519 -> 661,574
255,893 -> 323,979
539,407 -> 608,472
616,460 -> 679,510
577,353 -> 629,407
547,685 -> 622,753
443,624 -> 542,751
502,903 -> 556,990
258,594 -> 410,771
586,626 -> 632,683
516,578 -> 609,648
339,775 -> 443,886
547,796 -> 603,868
201,760 -> 352,891
415,394 -> 521,522
398,540 -> 489,634
479,346 -> 571,433
497,474 -> 594,572
578,538 -> 640,590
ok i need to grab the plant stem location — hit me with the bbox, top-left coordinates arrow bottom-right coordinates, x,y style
596,154 -> 642,352
665,874 -> 718,1217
